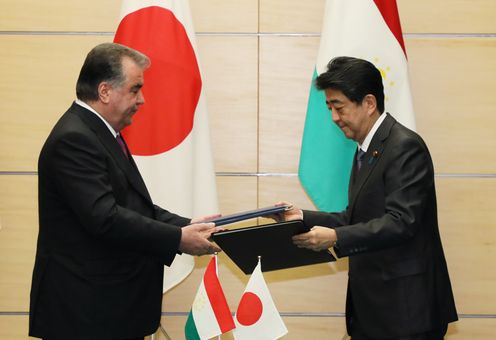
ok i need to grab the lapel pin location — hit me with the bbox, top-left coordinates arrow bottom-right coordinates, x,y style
368,150 -> 379,165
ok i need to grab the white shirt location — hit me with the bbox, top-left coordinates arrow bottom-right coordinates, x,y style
358,113 -> 387,153
75,99 -> 118,138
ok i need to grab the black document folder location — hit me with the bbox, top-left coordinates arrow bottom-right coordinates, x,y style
212,220 -> 336,274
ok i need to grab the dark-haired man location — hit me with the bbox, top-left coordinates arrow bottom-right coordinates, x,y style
280,56 -> 457,339
29,43 -> 221,340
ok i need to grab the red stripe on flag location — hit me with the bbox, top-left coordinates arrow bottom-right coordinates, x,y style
373,0 -> 407,56
203,257 -> 235,332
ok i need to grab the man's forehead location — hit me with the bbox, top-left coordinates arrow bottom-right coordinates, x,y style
324,89 -> 347,103
121,60 -> 144,85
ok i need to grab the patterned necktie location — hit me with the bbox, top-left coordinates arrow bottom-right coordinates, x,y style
356,148 -> 366,171
116,134 -> 129,159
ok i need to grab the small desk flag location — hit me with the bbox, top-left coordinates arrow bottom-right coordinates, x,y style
185,256 -> 235,340
233,259 -> 288,340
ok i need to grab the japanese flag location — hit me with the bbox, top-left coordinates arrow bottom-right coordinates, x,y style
233,260 -> 288,340
114,0 -> 218,292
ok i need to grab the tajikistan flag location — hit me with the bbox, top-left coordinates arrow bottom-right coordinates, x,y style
185,256 -> 235,340
299,0 -> 415,211
114,0 -> 218,292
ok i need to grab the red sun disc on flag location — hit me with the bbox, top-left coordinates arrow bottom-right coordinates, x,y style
236,292 -> 263,326
114,6 -> 201,155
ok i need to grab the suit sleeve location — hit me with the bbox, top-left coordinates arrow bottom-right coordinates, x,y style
334,135 -> 434,257
49,130 -> 183,265
153,205 -> 191,227
302,209 -> 349,229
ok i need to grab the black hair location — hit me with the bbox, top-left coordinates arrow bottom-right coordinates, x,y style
315,56 -> 385,113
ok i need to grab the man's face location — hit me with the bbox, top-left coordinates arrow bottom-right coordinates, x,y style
324,88 -> 373,144
106,57 -> 145,132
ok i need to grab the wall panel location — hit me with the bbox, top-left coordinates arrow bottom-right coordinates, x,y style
398,0 -> 496,34
436,178 -> 496,314
197,36 -> 259,173
407,37 -> 496,174
260,0 -> 325,33
0,0 -> 259,33
259,36 -> 319,173
0,35 -> 111,171
445,318 -> 496,339
258,176 -> 315,211
0,0 -> 120,31
0,315 -> 31,340
216,176 -> 258,217
191,0 -> 258,33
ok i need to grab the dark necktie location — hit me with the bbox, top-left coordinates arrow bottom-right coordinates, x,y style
116,134 -> 129,159
356,148 -> 366,172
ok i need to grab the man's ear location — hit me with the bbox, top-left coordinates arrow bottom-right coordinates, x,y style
98,82 -> 111,104
363,94 -> 377,116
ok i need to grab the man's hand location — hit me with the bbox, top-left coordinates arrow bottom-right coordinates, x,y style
191,213 -> 222,224
270,201 -> 303,222
179,223 -> 222,256
292,226 -> 337,252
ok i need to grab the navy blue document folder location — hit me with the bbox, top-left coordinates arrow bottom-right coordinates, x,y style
209,205 -> 292,226
212,220 -> 336,274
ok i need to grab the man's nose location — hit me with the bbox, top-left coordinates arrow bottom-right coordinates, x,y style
137,90 -> 145,105
331,109 -> 339,122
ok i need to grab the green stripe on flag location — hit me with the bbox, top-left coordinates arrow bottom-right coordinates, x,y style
299,68 -> 356,212
185,310 -> 201,340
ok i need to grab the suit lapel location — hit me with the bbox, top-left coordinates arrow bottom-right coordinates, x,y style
117,136 -> 152,200
348,114 -> 396,214
71,103 -> 153,203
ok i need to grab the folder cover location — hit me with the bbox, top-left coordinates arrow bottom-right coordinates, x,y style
212,220 -> 336,274
208,205 -> 292,226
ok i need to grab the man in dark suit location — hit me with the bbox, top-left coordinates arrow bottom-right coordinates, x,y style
280,57 -> 457,339
29,43 -> 222,340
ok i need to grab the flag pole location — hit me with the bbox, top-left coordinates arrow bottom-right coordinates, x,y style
215,252 -> 221,340
158,323 -> 172,340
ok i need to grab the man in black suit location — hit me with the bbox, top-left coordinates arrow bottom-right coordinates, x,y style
281,57 -> 457,339
29,43 -> 222,340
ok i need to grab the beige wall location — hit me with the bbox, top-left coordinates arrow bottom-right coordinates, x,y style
1,0 -> 495,339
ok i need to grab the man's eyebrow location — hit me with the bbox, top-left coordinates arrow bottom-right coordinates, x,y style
326,99 -> 343,105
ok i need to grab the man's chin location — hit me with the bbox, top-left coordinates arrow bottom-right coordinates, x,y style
341,129 -> 352,139
124,117 -> 134,127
